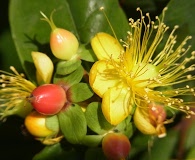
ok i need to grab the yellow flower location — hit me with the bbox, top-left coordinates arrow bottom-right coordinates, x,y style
0,66 -> 36,120
89,7 -> 195,125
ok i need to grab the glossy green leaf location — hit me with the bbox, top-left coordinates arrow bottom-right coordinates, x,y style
66,0 -> 130,43
56,59 -> 81,75
58,104 -> 87,144
0,30 -> 23,72
67,83 -> 94,103
53,65 -> 84,86
9,0 -> 129,82
85,102 -> 113,135
165,0 -> 195,48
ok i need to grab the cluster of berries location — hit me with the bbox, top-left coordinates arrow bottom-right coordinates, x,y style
24,11 -> 131,159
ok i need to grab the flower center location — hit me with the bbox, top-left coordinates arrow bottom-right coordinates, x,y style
130,63 -> 159,88
112,53 -> 160,90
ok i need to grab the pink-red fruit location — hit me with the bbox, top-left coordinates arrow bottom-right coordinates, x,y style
30,84 -> 66,115
102,132 -> 131,160
50,28 -> 79,60
40,11 -> 79,60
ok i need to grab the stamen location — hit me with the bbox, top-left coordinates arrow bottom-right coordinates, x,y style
0,67 -> 36,119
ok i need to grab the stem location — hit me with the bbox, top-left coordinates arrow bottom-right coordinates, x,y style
40,10 -> 57,30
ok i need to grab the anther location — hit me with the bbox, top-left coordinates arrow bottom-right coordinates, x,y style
99,7 -> 104,11
174,25 -> 179,29
191,51 -> 195,55
175,91 -> 179,94
180,106 -> 184,109
186,106 -> 190,110
187,75 -> 192,79
186,115 -> 191,119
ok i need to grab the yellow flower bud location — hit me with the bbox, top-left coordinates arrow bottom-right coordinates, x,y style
25,111 -> 56,137
31,51 -> 54,84
133,105 -> 166,138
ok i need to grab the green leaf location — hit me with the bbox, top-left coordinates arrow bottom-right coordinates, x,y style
66,0 -> 130,43
85,102 -> 113,135
165,0 -> 195,48
81,135 -> 103,147
0,30 -> 23,72
140,130 -> 179,160
56,59 -> 81,75
183,119 -> 195,151
33,143 -> 80,160
9,0 -> 129,82
115,115 -> 133,138
58,104 -> 87,144
33,143 -> 62,160
67,83 -> 94,103
53,65 -> 84,86
185,147 -> 195,159
45,115 -> 59,132
9,0 -> 75,83
78,44 -> 97,62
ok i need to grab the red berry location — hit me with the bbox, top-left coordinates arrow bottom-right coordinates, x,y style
102,132 -> 131,160
30,84 -> 66,115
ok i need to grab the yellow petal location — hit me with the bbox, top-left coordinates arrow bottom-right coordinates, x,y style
91,32 -> 123,61
89,60 -> 119,97
133,107 -> 157,135
102,86 -> 132,125
31,51 -> 54,84
132,63 -> 159,87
